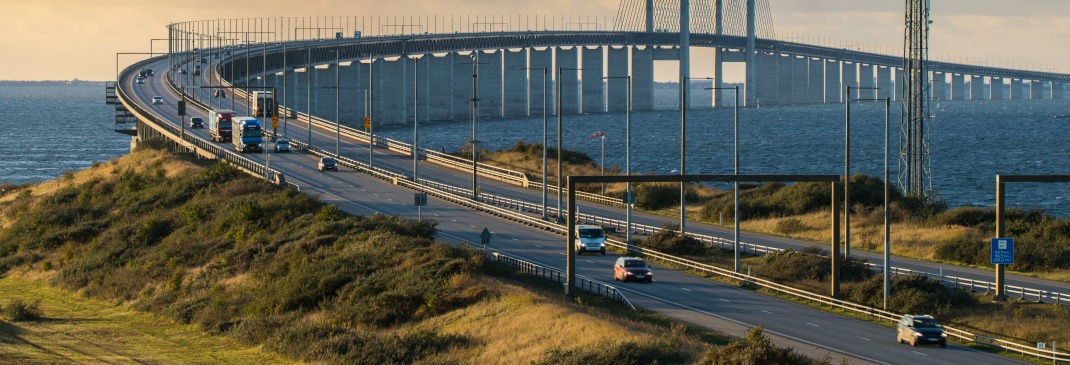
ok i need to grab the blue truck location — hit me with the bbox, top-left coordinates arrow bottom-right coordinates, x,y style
232,117 -> 263,153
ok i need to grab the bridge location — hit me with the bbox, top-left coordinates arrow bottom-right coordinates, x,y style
106,2 -> 1070,364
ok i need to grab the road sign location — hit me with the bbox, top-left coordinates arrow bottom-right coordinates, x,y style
363,116 -> 371,130
480,227 -> 491,246
272,116 -> 278,129
177,100 -> 186,116
414,192 -> 427,207
991,238 -> 1014,265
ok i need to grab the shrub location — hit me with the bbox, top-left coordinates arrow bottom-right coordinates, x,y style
934,236 -> 988,266
634,183 -> 680,210
697,326 -> 820,365
641,224 -> 706,256
775,218 -> 808,234
533,339 -> 691,365
848,275 -> 976,318
935,206 -> 994,228
755,247 -> 871,283
2,298 -> 43,321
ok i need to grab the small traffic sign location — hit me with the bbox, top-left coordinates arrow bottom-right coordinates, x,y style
991,238 -> 1014,265
272,116 -> 278,129
414,192 -> 427,207
480,227 -> 492,246
363,116 -> 371,130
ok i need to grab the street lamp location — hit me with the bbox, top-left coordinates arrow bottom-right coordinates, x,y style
706,85 -> 740,272
680,76 -> 713,234
456,53 -> 489,200
412,55 -> 421,182
518,67 -> 549,220
847,85 -> 890,309
604,75 -> 632,245
589,131 -> 606,194
557,66 -> 582,222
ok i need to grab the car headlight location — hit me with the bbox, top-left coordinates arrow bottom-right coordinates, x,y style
914,333 -> 923,337
941,333 -> 947,338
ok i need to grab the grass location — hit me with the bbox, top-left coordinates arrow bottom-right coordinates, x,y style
0,273 -> 293,365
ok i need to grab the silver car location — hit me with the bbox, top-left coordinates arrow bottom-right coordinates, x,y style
274,138 -> 291,153
151,96 -> 164,105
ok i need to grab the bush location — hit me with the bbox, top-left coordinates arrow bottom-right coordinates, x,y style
634,183 -> 680,210
641,224 -> 706,256
848,275 -> 976,318
697,326 -> 821,365
934,236 -> 988,266
2,298 -> 43,321
935,206 -> 994,228
755,247 -> 871,283
533,339 -> 691,365
775,218 -> 808,234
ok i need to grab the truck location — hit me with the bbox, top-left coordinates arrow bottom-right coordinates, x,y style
574,225 -> 606,255
252,91 -> 275,118
207,109 -> 234,143
232,117 -> 264,153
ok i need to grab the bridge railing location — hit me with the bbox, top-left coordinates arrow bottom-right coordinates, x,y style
490,251 -> 635,310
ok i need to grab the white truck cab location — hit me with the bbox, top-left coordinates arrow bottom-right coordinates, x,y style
574,225 -> 606,255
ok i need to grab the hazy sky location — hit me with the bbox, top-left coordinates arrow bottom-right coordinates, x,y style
1,0 -> 1068,81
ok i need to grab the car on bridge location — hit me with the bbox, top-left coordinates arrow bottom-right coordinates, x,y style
274,138 -> 291,153
317,157 -> 337,172
189,117 -> 204,129
135,76 -> 145,84
897,314 -> 947,348
614,257 -> 653,283
151,96 -> 164,105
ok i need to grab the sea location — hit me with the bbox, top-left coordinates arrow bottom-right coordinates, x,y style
2,82 -> 1068,217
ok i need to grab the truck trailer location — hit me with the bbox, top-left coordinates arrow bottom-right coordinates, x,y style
207,109 -> 234,143
232,117 -> 264,153
252,91 -> 275,118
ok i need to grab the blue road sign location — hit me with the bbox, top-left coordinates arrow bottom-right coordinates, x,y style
991,238 -> 1014,265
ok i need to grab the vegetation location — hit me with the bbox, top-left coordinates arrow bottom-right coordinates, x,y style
0,143 -> 827,364
1,298 -> 42,322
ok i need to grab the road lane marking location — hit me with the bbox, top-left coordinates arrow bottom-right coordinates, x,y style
512,238 -> 518,241
719,298 -> 730,302
681,288 -> 692,292
760,310 -> 772,314
433,213 -> 439,216
911,351 -> 927,356
858,336 -> 870,341
585,260 -> 595,264
806,322 -> 819,327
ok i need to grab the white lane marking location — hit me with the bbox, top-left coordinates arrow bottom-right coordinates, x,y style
557,252 -> 565,255
719,298 -> 730,302
806,322 -> 819,327
512,238 -> 518,241
470,225 -> 476,228
858,336 -> 871,341
681,288 -> 692,292
911,351 -> 927,356
433,214 -> 440,216
584,260 -> 595,264
450,219 -> 457,222
534,245 -> 542,248
760,310 -> 772,314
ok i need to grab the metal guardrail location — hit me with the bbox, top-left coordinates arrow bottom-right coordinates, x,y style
128,45 -> 1069,364
490,251 -> 635,310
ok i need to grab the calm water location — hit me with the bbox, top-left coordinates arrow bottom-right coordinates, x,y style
2,84 -> 1067,217
0,84 -> 128,185
378,89 -> 1070,217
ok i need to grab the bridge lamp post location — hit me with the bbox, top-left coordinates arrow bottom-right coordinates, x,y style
680,76 -> 713,235
604,75 -> 632,245
557,67 -> 582,222
517,67 -> 549,220
847,86 -> 891,310
589,131 -> 606,194
843,85 -> 880,260
706,85 -> 740,272
455,53 -> 489,200
411,55 -> 422,183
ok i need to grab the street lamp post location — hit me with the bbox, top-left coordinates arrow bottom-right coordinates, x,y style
707,85 -> 740,271
603,75 -> 633,244
518,67 -> 549,220
335,49 -> 341,156
589,131 -> 606,194
680,76 -> 713,235
557,67 -> 581,222
413,55 -> 420,182
847,86 -> 890,309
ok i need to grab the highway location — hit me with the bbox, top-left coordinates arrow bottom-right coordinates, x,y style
121,53 -> 1032,364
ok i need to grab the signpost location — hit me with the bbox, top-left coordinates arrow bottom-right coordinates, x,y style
414,192 -> 427,220
480,227 -> 491,252
991,238 -> 1014,265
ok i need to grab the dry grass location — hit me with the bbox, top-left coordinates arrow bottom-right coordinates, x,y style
0,275 -> 297,365
950,300 -> 1070,345
424,279 -> 706,364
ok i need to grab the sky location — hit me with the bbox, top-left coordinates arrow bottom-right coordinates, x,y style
1,0 -> 1069,81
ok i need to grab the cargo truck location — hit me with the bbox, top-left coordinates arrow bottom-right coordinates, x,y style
207,109 -> 234,143
252,91 -> 275,118
232,117 -> 264,153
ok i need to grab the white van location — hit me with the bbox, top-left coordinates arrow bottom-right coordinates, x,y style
574,225 -> 606,255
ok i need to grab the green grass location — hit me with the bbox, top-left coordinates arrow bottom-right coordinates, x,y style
0,276 -> 294,365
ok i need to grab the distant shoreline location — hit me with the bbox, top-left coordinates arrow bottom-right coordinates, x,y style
0,80 -> 105,86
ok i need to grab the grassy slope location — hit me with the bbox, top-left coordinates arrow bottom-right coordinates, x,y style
5,146 -> 825,364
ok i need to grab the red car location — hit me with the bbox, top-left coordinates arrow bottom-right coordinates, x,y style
614,257 -> 653,283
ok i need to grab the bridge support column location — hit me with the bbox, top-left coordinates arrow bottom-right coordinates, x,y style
807,58 -> 823,104
632,46 -> 654,111
503,49 -> 527,117
314,64 -> 337,124
1010,79 -> 1024,99
417,56 -> 431,122
877,66 -> 892,100
824,60 -> 840,103
858,64 -> 875,99
951,74 -> 965,100
338,61 -> 361,127
426,54 -> 453,121
990,77 -> 1004,100
930,72 -> 946,101
290,67 -> 310,122
582,46 -> 605,113
452,52 -> 470,120
378,57 -> 408,125
756,53 -> 779,106
1053,82 -> 1065,99
607,46 -> 629,111
789,56 -> 807,104
841,62 -> 857,101
970,75 -> 985,100
530,48 -> 553,114
478,50 -> 503,118
1031,80 -> 1048,99
556,47 -> 580,114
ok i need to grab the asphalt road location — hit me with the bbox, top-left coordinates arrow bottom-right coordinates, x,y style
121,54 -> 1032,364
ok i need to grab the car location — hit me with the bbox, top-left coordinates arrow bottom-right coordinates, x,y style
574,225 -> 606,255
189,117 -> 204,129
151,96 -> 164,105
135,76 -> 145,84
614,257 -> 653,283
897,314 -> 947,348
179,68 -> 187,74
274,138 -> 291,153
318,157 -> 337,172
214,89 -> 226,98
145,68 -> 154,76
